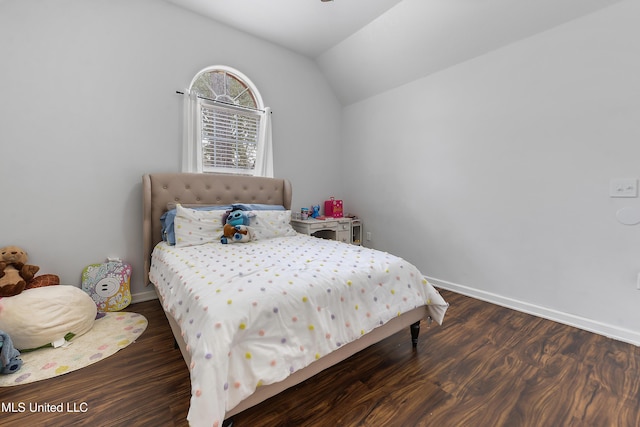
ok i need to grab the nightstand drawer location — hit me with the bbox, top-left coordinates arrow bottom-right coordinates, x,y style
309,221 -> 337,231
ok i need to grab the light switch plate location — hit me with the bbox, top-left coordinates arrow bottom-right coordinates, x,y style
609,178 -> 638,198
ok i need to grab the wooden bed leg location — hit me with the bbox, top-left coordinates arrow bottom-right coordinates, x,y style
222,418 -> 234,427
174,338 -> 179,350
410,321 -> 420,349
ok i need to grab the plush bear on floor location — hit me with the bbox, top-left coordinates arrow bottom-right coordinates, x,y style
0,246 -> 40,297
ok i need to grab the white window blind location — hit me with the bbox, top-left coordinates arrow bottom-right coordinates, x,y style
199,99 -> 262,175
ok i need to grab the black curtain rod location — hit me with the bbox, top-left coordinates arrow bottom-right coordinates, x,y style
175,90 -> 270,114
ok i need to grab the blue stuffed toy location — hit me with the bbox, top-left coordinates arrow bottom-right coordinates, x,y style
0,330 -> 22,375
221,209 -> 254,244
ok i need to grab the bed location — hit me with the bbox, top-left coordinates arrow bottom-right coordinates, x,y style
142,173 -> 448,427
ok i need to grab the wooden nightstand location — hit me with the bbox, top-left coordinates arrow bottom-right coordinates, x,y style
291,218 -> 360,245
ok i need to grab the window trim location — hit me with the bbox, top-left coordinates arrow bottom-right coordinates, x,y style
183,65 -> 271,176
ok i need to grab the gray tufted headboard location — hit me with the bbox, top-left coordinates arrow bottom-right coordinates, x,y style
142,173 -> 292,285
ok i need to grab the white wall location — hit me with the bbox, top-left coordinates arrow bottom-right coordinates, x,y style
341,1 -> 640,343
0,0 -> 342,299
317,0 -> 622,105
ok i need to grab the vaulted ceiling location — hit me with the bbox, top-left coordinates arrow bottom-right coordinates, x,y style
164,0 -> 402,58
165,0 -> 623,105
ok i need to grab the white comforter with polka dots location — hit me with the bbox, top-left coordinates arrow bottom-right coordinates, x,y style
150,234 -> 448,427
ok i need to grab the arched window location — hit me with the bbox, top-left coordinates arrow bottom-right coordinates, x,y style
190,66 -> 262,110
182,66 -> 272,177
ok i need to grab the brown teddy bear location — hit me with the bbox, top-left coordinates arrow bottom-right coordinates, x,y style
0,246 -> 40,297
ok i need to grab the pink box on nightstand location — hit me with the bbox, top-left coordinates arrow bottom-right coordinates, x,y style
324,197 -> 343,218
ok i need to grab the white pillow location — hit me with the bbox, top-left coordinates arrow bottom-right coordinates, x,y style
248,210 -> 297,240
174,204 -> 225,247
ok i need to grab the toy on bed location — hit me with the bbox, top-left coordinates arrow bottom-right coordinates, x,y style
221,209 -> 254,244
0,330 -> 22,374
0,246 -> 41,297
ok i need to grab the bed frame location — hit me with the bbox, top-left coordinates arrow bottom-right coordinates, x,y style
142,173 -> 427,421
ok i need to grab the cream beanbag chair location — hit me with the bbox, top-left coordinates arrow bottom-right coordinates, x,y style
0,285 -> 96,350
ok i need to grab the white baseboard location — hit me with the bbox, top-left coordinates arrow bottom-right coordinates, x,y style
131,289 -> 158,304
427,275 -> 640,347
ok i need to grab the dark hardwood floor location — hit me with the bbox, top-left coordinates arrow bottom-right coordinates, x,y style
1,290 -> 638,426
